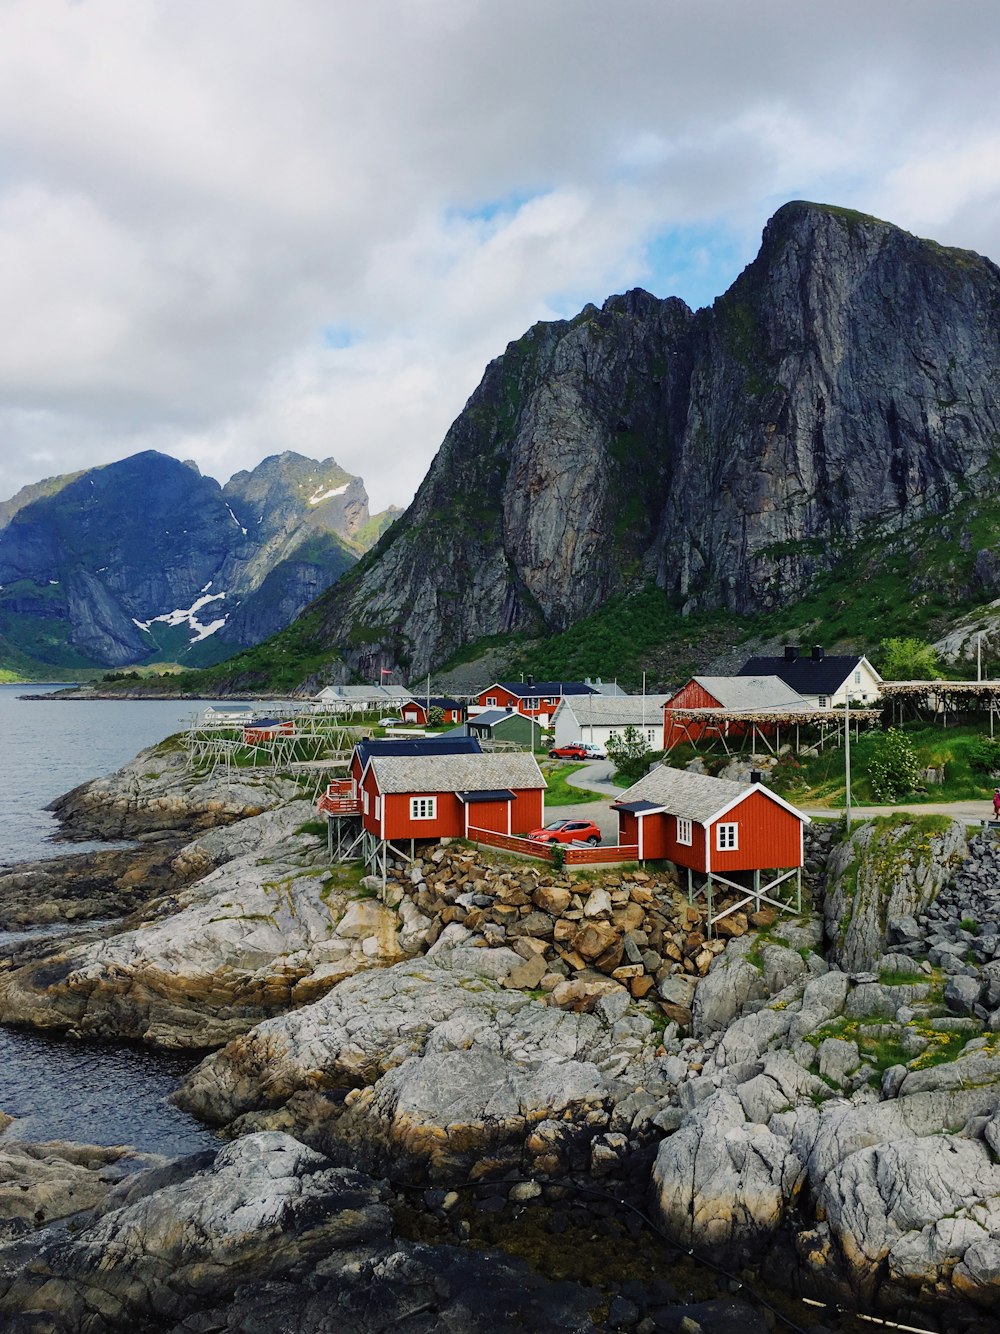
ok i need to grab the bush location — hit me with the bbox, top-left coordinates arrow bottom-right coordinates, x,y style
867,728 -> 922,802
968,737 -> 1000,775
607,726 -> 657,784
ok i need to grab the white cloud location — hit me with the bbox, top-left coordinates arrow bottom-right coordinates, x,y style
0,0 -> 997,511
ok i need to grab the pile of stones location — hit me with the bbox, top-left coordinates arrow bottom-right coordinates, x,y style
374,843 -> 782,1028
887,827 -> 1000,1025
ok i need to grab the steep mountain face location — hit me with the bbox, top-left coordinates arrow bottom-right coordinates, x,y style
0,450 -> 371,670
309,202 -> 1000,677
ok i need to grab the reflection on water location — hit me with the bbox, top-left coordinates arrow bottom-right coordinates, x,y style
0,1025 -> 218,1157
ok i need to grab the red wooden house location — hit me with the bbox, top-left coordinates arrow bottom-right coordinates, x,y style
243,717 -> 294,745
358,751 -> 545,842
613,766 -> 808,875
475,680 -> 596,724
662,676 -> 811,750
400,697 -> 464,726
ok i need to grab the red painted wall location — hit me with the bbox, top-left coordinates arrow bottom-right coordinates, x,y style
510,788 -> 543,834
401,703 -> 428,724
662,680 -> 723,747
708,790 -> 802,872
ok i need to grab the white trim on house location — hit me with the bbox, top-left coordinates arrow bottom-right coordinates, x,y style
676,816 -> 693,845
716,822 -> 739,851
410,796 -> 437,820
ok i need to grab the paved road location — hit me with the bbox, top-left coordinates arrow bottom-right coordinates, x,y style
802,801 -> 995,827
557,761 -> 998,836
549,761 -> 624,841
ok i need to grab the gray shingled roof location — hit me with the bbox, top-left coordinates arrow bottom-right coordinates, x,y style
616,766 -> 754,822
555,694 -> 673,726
616,764 -> 808,824
368,751 -> 545,794
688,676 -> 812,711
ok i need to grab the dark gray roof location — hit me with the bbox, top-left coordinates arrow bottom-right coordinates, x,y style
491,681 -> 596,698
456,789 -> 516,803
738,655 -> 876,695
469,708 -> 538,729
354,736 -> 481,767
613,799 -> 667,815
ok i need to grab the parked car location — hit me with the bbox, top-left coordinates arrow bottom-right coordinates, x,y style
548,743 -> 589,760
580,742 -> 606,759
527,819 -> 601,846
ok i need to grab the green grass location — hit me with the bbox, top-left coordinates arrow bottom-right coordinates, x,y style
542,762 -> 605,806
666,724 -> 1000,808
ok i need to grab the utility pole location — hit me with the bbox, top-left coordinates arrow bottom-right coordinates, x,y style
978,632 -> 983,683
844,687 -> 852,831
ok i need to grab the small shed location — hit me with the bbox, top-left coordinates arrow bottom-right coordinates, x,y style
359,751 -> 546,841
466,708 -> 543,750
243,717 -> 294,745
400,696 -> 464,726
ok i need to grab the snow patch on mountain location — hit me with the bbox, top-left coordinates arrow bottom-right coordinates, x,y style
132,592 -> 228,643
307,482 -> 348,506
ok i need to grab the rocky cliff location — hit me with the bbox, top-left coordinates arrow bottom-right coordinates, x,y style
0,450 -> 389,670
307,201 -> 1000,677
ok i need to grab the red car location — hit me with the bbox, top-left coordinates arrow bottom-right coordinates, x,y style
548,743 -> 588,760
528,819 -> 602,846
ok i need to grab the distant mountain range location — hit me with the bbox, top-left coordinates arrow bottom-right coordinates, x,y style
0,450 -> 399,674
230,200 -> 999,687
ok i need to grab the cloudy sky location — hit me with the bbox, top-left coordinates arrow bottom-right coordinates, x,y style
0,0 -> 998,512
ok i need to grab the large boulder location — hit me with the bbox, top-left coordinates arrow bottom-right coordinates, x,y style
824,816 -> 967,970
0,805 -> 408,1048
651,1089 -> 806,1262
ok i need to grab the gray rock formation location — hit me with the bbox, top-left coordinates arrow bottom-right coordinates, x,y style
300,201 -> 1000,677
824,816 -> 967,969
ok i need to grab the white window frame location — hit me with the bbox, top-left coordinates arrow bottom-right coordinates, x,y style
362,788 -> 370,815
485,696 -> 497,707
676,816 -> 692,846
854,669 -> 862,684
410,796 -> 437,821
716,822 -> 738,851
374,796 -> 382,820
818,695 -> 828,708
523,697 -> 539,710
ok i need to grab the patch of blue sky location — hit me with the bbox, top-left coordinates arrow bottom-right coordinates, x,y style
321,324 -> 358,349
641,222 -> 755,311
445,190 -> 540,228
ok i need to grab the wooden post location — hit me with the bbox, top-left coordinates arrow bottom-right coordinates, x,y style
706,875 -> 713,938
796,866 -> 802,913
754,868 -> 760,913
327,816 -> 332,862
687,866 -> 693,906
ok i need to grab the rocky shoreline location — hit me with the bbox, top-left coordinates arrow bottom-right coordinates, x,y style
1,747 -> 1000,1330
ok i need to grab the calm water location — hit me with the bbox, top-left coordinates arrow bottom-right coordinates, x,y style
0,684 -> 217,866
0,686 -> 228,1153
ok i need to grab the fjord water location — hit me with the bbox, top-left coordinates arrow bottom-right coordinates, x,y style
0,683 -> 214,867
0,684 -> 221,1153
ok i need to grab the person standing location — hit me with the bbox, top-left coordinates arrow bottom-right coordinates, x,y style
992,788 -> 1000,818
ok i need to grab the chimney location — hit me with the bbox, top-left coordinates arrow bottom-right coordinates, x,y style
811,645 -> 824,661
527,674 -> 534,688
750,769 -> 764,785
784,645 -> 799,662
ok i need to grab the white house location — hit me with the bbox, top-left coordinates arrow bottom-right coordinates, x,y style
737,646 -> 882,709
552,693 -> 673,752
